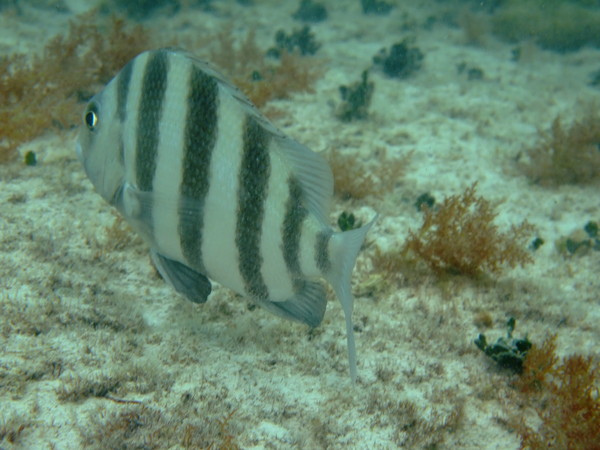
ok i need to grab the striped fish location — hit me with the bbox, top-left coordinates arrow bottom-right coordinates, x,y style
76,48 -> 374,381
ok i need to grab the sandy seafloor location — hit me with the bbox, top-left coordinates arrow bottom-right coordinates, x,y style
1,0 -> 599,448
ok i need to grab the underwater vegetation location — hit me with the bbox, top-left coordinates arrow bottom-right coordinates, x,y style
414,192 -> 436,211
23,150 -> 36,167
267,25 -> 322,58
208,29 -> 322,108
490,0 -> 600,52
361,0 -> 393,16
475,318 -> 531,374
80,403 -> 239,449
513,335 -> 600,449
108,0 -> 182,19
456,62 -> 485,81
372,39 -> 424,79
520,110 -> 600,186
589,68 -> 600,88
328,148 -> 411,200
337,211 -> 362,232
374,184 -> 534,279
0,13 -> 322,162
364,392 -> 465,447
335,70 -> 374,122
0,415 -> 28,445
474,319 -> 600,448
403,183 -> 534,277
107,0 -> 215,20
0,13 -> 151,162
454,0 -> 600,52
556,221 -> 600,257
292,0 -> 327,23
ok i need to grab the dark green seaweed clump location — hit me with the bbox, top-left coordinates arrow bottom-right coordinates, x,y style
557,221 -> 600,256
109,0 -> 214,20
24,150 -> 37,166
414,192 -> 435,212
293,0 -> 327,23
267,26 -> 321,58
0,0 -> 19,13
584,221 -> 598,238
529,237 -> 544,251
361,0 -> 393,15
589,69 -> 600,88
373,39 -> 423,79
457,62 -> 484,81
336,70 -> 374,122
337,211 -> 362,231
475,318 -> 532,374
109,0 -> 180,19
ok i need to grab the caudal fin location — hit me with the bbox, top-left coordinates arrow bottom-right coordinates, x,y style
326,216 -> 376,382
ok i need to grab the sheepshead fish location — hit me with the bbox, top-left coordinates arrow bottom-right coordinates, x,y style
76,48 -> 374,381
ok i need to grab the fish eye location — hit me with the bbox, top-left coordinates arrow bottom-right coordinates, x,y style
84,104 -> 99,131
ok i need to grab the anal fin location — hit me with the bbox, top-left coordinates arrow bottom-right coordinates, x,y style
151,250 -> 211,304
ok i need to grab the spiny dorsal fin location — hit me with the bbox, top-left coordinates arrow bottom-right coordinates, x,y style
272,136 -> 333,226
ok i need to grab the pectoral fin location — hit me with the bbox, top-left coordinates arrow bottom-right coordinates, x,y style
257,281 -> 327,327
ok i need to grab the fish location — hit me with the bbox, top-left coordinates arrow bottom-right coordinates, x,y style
76,48 -> 375,381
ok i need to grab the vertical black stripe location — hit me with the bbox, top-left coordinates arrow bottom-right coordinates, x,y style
179,66 -> 219,273
135,51 -> 168,191
116,62 -> 133,166
315,230 -> 332,273
116,60 -> 133,123
236,115 -> 271,300
282,177 -> 307,288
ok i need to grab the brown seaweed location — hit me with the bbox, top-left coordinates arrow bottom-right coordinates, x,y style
0,13 -> 151,162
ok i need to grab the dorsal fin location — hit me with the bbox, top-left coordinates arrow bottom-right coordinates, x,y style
272,136 -> 333,225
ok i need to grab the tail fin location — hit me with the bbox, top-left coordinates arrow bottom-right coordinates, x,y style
326,216 -> 376,382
